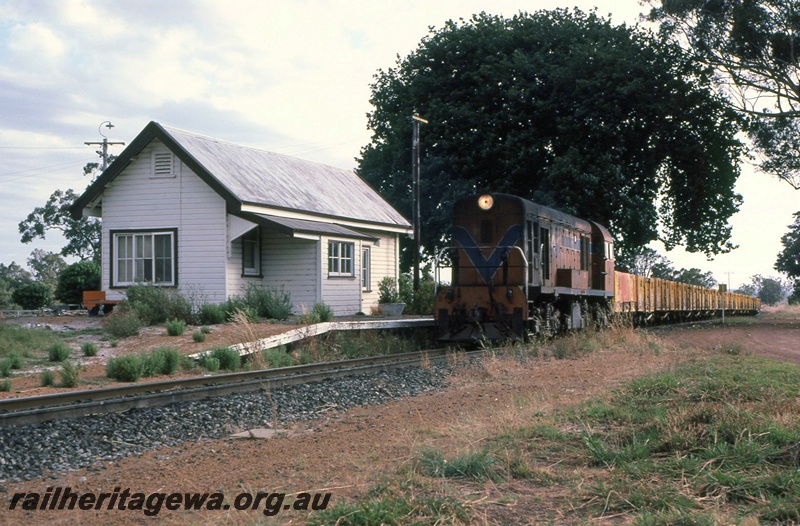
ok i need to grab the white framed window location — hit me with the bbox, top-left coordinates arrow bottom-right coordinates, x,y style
362,247 -> 371,291
242,228 -> 261,276
113,230 -> 176,286
328,241 -> 354,276
152,151 -> 175,178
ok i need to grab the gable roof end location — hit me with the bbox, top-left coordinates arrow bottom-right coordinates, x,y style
70,121 -> 411,230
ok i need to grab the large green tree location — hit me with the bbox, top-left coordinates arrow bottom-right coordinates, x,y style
358,9 -> 745,269
0,262 -> 32,309
775,211 -> 800,302
18,188 -> 101,263
775,211 -> 800,277
26,249 -> 67,295
646,0 -> 800,189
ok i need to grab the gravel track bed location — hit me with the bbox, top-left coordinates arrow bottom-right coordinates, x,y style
0,364 -> 451,483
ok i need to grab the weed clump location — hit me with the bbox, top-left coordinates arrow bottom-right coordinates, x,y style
106,346 -> 182,382
298,302 -> 334,325
165,319 -> 186,336
125,285 -> 194,325
81,342 -> 99,357
59,361 -> 81,388
40,369 -> 55,387
201,347 -> 240,372
106,354 -> 144,382
103,307 -> 143,338
47,342 -> 72,362
199,303 -> 226,325
199,355 -> 220,372
264,347 -> 295,368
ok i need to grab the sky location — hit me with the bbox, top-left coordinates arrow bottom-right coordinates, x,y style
0,0 -> 797,290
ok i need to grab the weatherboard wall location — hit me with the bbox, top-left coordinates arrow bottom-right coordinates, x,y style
100,139 -> 228,303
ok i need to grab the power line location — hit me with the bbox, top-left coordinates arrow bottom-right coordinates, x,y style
0,159 -> 91,180
0,146 -> 86,150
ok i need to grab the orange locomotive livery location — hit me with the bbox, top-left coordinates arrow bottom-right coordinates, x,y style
434,193 -> 759,343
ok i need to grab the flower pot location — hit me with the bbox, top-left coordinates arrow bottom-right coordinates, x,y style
380,303 -> 405,316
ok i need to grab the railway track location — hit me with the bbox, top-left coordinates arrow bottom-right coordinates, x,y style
0,348 -> 481,428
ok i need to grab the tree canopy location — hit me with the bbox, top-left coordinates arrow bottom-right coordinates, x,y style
736,274 -> 790,304
18,188 -> 101,263
646,0 -> 800,189
621,247 -> 717,287
358,9 -> 745,269
775,211 -> 800,278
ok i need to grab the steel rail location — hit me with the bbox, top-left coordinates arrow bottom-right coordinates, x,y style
0,348 -> 480,427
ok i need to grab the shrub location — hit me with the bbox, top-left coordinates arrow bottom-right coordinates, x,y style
6,351 -> 23,369
378,277 -> 400,304
165,319 -> 186,336
299,302 -> 334,325
125,285 -> 194,325
398,273 -> 435,315
192,331 -> 206,343
106,354 -> 144,382
41,369 -> 55,387
143,347 -> 181,376
199,303 -> 226,325
81,342 -> 99,357
0,379 -> 10,392
410,279 -> 436,315
243,283 -> 292,320
59,361 -> 80,388
0,359 -> 11,377
224,301 -> 259,323
56,261 -> 100,304
264,348 -> 295,368
312,302 -> 333,322
11,282 -> 52,310
201,326 -> 212,334
208,346 -> 240,371
47,342 -> 72,362
199,355 -> 220,372
103,307 -> 142,338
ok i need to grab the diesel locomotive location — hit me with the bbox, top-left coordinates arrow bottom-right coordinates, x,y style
433,193 -> 759,342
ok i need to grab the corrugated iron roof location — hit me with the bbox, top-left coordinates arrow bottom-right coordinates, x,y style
161,124 -> 410,228
71,122 -> 411,232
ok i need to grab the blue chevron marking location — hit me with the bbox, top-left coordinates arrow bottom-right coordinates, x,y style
452,224 -> 523,283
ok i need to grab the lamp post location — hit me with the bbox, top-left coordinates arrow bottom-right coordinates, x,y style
411,113 -> 428,292
85,121 -> 124,172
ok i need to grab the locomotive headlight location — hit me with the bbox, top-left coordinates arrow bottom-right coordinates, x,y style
478,194 -> 494,210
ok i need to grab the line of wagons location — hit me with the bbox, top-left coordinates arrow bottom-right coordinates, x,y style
433,193 -> 760,343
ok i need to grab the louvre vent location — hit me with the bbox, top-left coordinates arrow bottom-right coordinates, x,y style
153,152 -> 174,177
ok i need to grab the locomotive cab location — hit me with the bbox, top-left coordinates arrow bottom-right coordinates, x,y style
590,221 -> 614,295
435,194 -> 529,341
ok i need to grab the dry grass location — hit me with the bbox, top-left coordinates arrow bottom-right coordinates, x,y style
760,304 -> 800,319
230,309 -> 266,369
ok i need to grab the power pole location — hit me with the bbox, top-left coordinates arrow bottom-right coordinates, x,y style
85,121 -> 124,172
411,113 -> 428,292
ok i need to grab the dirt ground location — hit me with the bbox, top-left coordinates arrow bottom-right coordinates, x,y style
0,315 -> 296,399
1,309 -> 798,525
